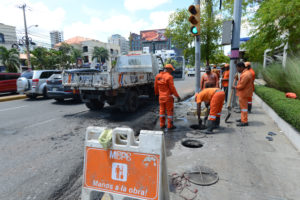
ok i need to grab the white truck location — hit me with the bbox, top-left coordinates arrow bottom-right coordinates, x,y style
62,54 -> 163,112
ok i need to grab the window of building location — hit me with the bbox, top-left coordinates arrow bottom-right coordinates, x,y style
0,33 -> 4,43
83,46 -> 88,52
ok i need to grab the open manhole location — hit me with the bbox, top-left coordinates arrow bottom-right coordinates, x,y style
181,139 -> 203,148
185,166 -> 219,186
190,124 -> 207,130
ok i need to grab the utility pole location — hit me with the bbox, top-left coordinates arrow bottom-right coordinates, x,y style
227,0 -> 242,106
19,4 -> 32,70
194,0 -> 201,93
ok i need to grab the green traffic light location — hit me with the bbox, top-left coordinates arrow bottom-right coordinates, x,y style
191,26 -> 198,34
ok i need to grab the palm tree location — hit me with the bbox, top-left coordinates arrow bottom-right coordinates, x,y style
0,46 -> 20,72
31,47 -> 48,69
92,47 -> 109,64
71,47 -> 82,67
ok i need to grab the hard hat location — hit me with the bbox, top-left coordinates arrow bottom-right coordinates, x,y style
165,64 -> 175,71
224,63 -> 229,68
245,62 -> 251,67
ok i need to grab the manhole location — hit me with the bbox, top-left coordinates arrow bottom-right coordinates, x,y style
181,139 -> 203,148
190,124 -> 207,130
185,166 -> 219,186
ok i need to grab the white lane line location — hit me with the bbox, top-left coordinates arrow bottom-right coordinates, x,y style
0,105 -> 28,112
24,118 -> 59,129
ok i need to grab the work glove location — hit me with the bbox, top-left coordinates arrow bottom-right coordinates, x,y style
177,97 -> 181,102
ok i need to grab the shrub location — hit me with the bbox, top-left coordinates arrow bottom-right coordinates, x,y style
255,85 -> 300,131
285,57 -> 300,97
262,63 -> 289,92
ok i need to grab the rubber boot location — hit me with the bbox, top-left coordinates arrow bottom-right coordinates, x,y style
201,120 -> 214,134
248,104 -> 252,113
215,117 -> 220,128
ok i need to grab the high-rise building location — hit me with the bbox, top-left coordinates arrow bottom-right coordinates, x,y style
108,34 -> 129,55
50,31 -> 64,48
0,23 -> 17,50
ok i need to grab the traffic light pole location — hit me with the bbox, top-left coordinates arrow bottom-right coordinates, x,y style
194,0 -> 201,93
227,0 -> 242,106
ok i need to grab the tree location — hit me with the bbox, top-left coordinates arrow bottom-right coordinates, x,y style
70,47 -> 82,67
31,47 -> 49,69
244,0 -> 300,62
92,47 -> 109,64
0,46 -> 20,72
210,49 -> 230,64
58,42 -> 73,69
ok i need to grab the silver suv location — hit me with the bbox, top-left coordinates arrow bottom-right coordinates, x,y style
17,70 -> 61,99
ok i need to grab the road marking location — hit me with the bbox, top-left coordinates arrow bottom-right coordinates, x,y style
0,105 -> 28,112
24,118 -> 59,129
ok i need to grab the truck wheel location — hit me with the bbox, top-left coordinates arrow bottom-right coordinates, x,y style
86,100 -> 104,111
124,90 -> 139,112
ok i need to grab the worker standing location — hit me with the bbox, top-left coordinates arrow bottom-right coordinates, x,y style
154,64 -> 181,130
195,86 -> 225,134
221,64 -> 230,103
211,65 -> 220,79
200,66 -> 219,90
245,62 -> 255,113
233,62 -> 254,126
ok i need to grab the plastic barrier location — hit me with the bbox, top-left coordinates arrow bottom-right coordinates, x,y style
82,127 -> 169,200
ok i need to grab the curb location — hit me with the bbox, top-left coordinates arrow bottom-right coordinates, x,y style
0,95 -> 27,102
254,93 -> 300,151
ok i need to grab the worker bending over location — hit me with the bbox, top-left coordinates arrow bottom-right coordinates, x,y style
200,66 -> 219,90
155,64 -> 181,130
233,62 -> 253,126
195,84 -> 225,134
245,62 -> 255,113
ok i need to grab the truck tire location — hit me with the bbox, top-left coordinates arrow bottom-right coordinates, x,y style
86,100 -> 104,111
123,90 -> 139,112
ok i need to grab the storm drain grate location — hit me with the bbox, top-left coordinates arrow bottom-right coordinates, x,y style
185,166 -> 219,186
181,139 -> 203,148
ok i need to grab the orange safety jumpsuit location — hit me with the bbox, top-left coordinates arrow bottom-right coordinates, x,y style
154,71 -> 179,129
248,68 -> 255,106
195,88 -> 225,121
200,73 -> 219,90
236,69 -> 254,123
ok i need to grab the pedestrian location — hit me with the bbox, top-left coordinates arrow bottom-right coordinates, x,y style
200,66 -> 219,90
195,84 -> 225,134
233,62 -> 254,126
245,62 -> 255,113
211,64 -> 220,78
154,64 -> 181,130
221,64 -> 230,103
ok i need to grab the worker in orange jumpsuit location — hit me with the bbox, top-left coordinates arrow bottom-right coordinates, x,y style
245,62 -> 255,113
195,85 -> 225,134
211,65 -> 220,79
233,62 -> 254,126
221,64 -> 230,103
154,64 -> 181,130
200,66 -> 219,90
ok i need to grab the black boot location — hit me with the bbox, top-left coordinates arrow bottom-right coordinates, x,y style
201,120 -> 214,134
248,104 -> 252,113
215,117 -> 220,128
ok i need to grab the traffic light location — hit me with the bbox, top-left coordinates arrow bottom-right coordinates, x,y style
188,4 -> 200,36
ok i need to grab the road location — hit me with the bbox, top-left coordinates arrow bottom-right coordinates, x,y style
0,76 -> 195,200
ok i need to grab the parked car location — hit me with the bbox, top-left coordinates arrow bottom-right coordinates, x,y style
0,72 -> 20,93
187,68 -> 196,76
17,70 -> 61,99
47,73 -> 81,102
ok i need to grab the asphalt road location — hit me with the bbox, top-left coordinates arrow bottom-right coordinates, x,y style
0,76 -> 195,200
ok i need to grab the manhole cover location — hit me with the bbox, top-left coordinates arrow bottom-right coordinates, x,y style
186,166 -> 219,186
181,139 -> 203,148
190,124 -> 207,130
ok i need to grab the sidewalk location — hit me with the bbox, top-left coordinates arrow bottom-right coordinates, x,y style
160,96 -> 300,200
0,94 -> 26,102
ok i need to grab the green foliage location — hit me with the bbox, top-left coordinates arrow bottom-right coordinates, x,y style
165,58 -> 179,68
31,47 -> 54,70
0,46 -> 20,72
92,47 -> 109,63
262,63 -> 289,92
244,0 -> 300,62
255,85 -> 300,131
252,64 -> 263,79
285,57 -> 300,97
210,49 -> 230,65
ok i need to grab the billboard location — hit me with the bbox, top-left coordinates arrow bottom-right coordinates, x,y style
140,29 -> 167,42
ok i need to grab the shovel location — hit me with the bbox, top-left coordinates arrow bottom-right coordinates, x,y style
225,75 -> 237,123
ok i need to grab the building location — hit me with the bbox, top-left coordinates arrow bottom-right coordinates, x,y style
55,36 -> 120,69
50,31 -> 64,48
108,34 -> 129,55
0,23 -> 18,50
129,32 -> 142,51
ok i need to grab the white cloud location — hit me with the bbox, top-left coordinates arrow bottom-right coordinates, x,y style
124,0 -> 171,12
149,11 -> 173,29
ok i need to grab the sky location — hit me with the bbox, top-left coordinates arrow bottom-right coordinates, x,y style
0,0 -> 251,52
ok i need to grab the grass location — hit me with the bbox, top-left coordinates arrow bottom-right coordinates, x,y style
255,85 -> 300,132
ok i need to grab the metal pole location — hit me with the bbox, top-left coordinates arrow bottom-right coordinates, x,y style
21,4 -> 32,70
195,0 -> 201,93
227,0 -> 242,106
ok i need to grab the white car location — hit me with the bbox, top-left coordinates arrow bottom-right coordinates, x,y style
187,68 -> 196,76
17,70 -> 61,99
